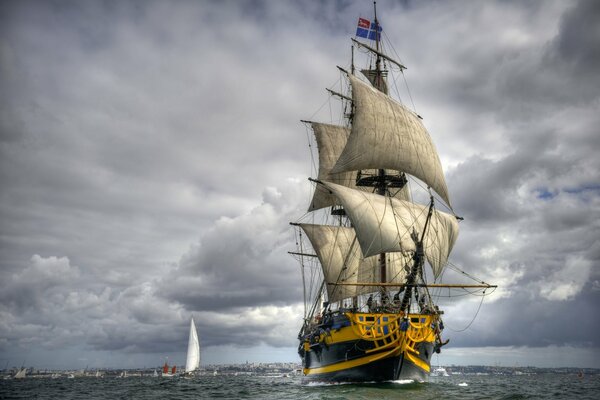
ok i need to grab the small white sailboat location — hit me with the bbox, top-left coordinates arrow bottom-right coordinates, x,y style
184,317 -> 200,375
13,368 -> 26,379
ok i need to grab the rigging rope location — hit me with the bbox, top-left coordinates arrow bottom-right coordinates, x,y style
444,289 -> 487,332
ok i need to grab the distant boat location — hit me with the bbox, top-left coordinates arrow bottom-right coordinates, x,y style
431,367 -> 449,377
153,369 -> 158,377
162,361 -> 177,377
184,317 -> 201,375
13,368 -> 26,379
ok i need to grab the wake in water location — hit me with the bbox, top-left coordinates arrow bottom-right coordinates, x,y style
304,378 -> 420,386
390,379 -> 417,384
304,379 -> 418,386
304,381 -> 354,387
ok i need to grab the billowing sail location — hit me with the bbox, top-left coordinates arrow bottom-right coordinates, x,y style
299,224 -> 411,300
356,252 -> 412,287
331,74 -> 451,208
299,224 -> 360,302
185,317 -> 200,373
322,181 -> 458,278
308,123 -> 355,211
308,122 -> 409,210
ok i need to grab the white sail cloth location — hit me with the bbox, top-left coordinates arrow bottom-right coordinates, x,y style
185,318 -> 200,373
299,224 -> 360,302
331,74 -> 452,208
299,223 -> 410,302
322,181 -> 459,278
308,123 -> 355,211
308,122 -> 409,211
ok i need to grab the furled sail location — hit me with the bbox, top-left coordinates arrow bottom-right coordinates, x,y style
308,122 -> 409,211
299,223 -> 411,300
322,181 -> 459,278
331,74 -> 452,208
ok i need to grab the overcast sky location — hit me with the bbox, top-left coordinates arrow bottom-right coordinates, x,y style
1,0 -> 599,370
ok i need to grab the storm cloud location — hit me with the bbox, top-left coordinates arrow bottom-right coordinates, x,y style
0,0 -> 598,369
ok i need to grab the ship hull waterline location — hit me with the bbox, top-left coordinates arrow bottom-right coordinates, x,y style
299,312 -> 437,383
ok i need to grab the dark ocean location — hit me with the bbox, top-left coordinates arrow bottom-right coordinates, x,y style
1,373 -> 599,400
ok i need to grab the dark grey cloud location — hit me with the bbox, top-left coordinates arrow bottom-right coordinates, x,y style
407,0 -> 600,354
159,185 -> 307,312
445,286 -> 599,348
0,0 -> 598,368
546,0 -> 600,86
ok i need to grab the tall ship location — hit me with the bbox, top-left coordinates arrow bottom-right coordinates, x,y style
291,3 -> 495,382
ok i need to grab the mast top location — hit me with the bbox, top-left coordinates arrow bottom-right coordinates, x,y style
373,1 -> 380,51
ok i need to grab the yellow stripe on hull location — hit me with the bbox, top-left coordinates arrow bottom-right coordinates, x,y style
405,350 -> 431,373
303,346 -> 400,375
302,312 -> 437,376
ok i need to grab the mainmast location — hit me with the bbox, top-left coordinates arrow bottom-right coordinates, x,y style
352,2 -> 412,288
373,2 -> 387,285
373,2 -> 385,93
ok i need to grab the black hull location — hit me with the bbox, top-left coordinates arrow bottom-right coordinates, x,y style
302,340 -> 434,383
299,312 -> 439,383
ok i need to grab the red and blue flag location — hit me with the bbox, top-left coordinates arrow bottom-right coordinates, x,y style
356,17 -> 382,40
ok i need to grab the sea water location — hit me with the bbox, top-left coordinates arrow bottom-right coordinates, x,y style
1,373 -> 599,399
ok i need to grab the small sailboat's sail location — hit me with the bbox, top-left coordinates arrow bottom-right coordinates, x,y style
185,317 -> 200,373
332,74 -> 452,208
162,362 -> 169,374
322,181 -> 459,278
14,368 -> 26,379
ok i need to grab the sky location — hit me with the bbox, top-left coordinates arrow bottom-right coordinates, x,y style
0,0 -> 599,370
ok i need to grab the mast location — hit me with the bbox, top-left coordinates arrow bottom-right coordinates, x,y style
400,197 -> 434,312
373,1 -> 387,286
352,2 -> 412,288
351,44 -> 355,75
373,2 -> 384,93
